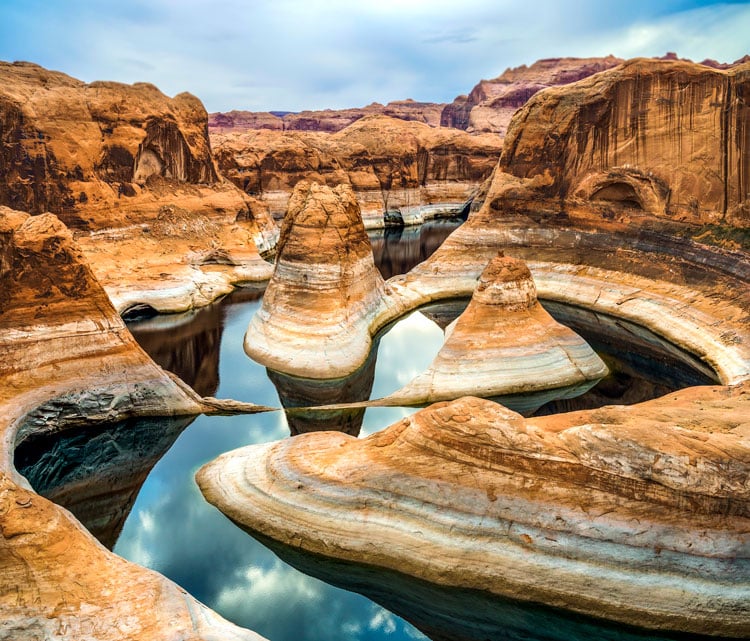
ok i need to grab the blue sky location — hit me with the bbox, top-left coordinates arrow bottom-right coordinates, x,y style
0,1 -> 748,112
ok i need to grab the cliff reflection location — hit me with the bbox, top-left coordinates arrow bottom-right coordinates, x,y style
14,416 -> 195,549
369,220 -> 461,280
268,343 -> 378,436
128,287 -> 265,396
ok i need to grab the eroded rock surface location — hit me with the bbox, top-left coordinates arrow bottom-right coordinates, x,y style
209,99 -> 445,134
388,253 -> 607,407
198,389 -> 750,638
0,208 -> 266,640
440,56 -> 624,135
498,58 -> 750,227
0,61 -> 276,313
212,114 -> 502,226
245,181 -> 388,377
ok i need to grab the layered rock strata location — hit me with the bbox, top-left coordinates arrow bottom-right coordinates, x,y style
440,56 -> 624,135
212,115 -> 502,226
209,99 -> 445,134
0,61 -> 276,313
387,253 -> 607,406
0,208 -> 267,640
244,181 -> 388,377
498,58 -> 750,227
198,389 -> 750,638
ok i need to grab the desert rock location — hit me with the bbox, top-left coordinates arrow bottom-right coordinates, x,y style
197,388 -> 750,638
498,58 -> 750,227
0,61 -> 277,313
209,99 -> 445,134
244,181 -> 388,377
388,253 -> 607,407
212,114 -> 503,226
440,56 -> 624,135
0,207 -> 267,640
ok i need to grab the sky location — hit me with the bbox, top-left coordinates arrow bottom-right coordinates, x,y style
0,0 -> 749,113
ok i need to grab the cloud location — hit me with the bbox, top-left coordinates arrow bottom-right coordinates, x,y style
0,1 -> 746,123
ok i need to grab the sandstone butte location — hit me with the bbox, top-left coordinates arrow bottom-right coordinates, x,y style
0,207 -> 269,640
212,114 -> 504,227
199,57 -> 750,638
386,253 -> 608,409
244,180 -> 388,378
0,61 -> 278,316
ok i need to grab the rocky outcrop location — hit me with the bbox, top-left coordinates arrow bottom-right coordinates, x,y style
198,387 -> 750,638
387,253 -> 607,409
212,115 -> 502,226
244,181 -> 388,377
209,99 -> 445,134
440,56 -> 624,135
0,61 -> 277,313
0,208 -> 268,640
498,58 -> 750,227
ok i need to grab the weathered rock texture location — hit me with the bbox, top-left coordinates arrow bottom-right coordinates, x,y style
388,253 -> 607,406
198,389 -> 750,638
209,99 -> 445,134
0,61 -> 276,312
440,56 -> 624,135
0,208 -> 267,640
212,114 -> 502,226
498,58 -> 750,227
245,181 -> 388,377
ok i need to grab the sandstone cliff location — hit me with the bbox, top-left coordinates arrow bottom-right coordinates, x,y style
209,99 -> 444,134
497,58 -> 750,227
212,115 -> 503,225
440,56 -> 624,135
0,207 -> 266,640
0,61 -> 277,313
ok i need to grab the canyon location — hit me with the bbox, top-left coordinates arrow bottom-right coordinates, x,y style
1,52 -> 749,641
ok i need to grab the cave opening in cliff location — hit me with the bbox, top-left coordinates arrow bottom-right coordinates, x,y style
590,182 -> 644,209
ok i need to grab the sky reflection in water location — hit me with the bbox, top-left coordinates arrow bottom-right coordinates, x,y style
108,219 -> 717,641
116,295 -> 438,641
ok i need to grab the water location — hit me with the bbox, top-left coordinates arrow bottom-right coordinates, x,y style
15,219 -> 722,641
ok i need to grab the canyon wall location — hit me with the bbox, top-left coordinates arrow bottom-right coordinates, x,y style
212,115 -> 503,224
496,58 -> 750,227
440,56 -> 624,136
209,99 -> 444,134
0,61 -> 277,312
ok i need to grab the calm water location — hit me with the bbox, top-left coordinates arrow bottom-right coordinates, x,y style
16,219 -> 722,641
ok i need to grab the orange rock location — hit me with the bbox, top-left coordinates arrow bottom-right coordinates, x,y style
387,253 -> 607,408
0,61 -> 277,313
198,387 -> 750,637
212,115 -> 503,226
0,207 -> 267,640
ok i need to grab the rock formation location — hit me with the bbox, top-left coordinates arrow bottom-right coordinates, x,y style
387,253 -> 607,408
498,57 -> 750,227
212,114 -> 502,226
440,56 -> 624,135
0,207 -> 268,639
209,99 -> 445,134
198,387 -> 750,638
244,181 -> 388,377
200,56 -> 750,638
0,61 -> 277,313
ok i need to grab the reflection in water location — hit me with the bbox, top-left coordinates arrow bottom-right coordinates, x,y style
255,533 -> 727,641
268,342 -> 379,436
368,219 -> 462,280
14,416 -> 195,549
19,222 -> 726,641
